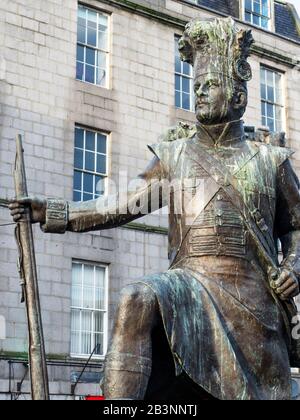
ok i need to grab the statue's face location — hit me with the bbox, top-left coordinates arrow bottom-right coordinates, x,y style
194,73 -> 231,124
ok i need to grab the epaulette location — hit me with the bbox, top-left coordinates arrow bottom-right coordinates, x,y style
159,121 -> 196,143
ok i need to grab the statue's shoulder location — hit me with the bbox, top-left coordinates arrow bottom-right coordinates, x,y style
158,121 -> 197,143
148,122 -> 196,163
245,129 -> 293,166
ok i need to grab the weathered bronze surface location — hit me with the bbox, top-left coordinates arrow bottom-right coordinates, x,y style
13,135 -> 49,400
9,17 -> 300,400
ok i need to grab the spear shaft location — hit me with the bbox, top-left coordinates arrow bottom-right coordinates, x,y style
14,134 -> 49,400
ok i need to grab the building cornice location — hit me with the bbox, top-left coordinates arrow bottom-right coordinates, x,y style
252,44 -> 299,67
96,0 -> 188,27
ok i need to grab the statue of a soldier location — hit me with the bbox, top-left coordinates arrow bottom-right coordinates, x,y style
9,18 -> 300,400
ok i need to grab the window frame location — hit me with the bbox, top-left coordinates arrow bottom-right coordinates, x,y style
260,65 -> 285,133
73,125 -> 109,202
243,0 -> 272,30
76,4 -> 110,88
70,260 -> 109,360
174,35 -> 194,113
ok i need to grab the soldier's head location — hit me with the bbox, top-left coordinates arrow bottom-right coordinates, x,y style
179,18 -> 254,125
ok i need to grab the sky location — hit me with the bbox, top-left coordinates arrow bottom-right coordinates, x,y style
289,0 -> 300,16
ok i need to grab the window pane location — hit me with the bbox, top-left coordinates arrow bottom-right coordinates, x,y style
245,0 -> 252,11
71,331 -> 80,355
175,75 -> 180,91
76,62 -> 84,80
71,309 -> 80,331
261,101 -> 266,118
95,266 -> 105,288
275,73 -> 282,103
94,334 -> 104,355
96,51 -> 106,68
267,118 -> 275,132
86,47 -> 95,65
83,287 -> 94,309
78,6 -> 87,20
95,288 -> 105,310
94,312 -> 104,332
74,148 -> 83,170
72,285 -> 81,307
88,9 -> 97,25
85,265 -> 95,286
83,193 -> 93,202
254,1 -> 261,14
267,70 -> 273,86
275,72 -> 281,87
267,86 -> 274,103
260,83 -> 266,100
275,87 -> 282,105
182,62 -> 191,76
245,12 -> 252,22
97,154 -> 106,174
98,32 -> 107,50
73,190 -> 82,202
83,270 -> 94,304
262,0 -> 269,16
182,93 -> 190,111
175,55 -> 181,74
74,170 -> 82,191
87,27 -> 97,46
86,131 -> 95,151
96,68 -> 106,86
99,14 -> 108,27
75,127 -> 84,148
81,332 -> 92,355
267,103 -> 274,118
77,45 -> 84,62
83,173 -> 94,194
77,24 -> 86,44
182,77 -> 190,94
85,64 -> 95,84
261,18 -> 269,29
85,151 -> 95,171
253,14 -> 260,26
97,134 -> 107,154
275,106 -> 282,122
72,263 -> 82,285
175,91 -> 181,108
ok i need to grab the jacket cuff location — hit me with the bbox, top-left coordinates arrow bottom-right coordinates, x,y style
41,198 -> 69,234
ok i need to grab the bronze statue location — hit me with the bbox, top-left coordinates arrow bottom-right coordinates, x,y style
9,17 -> 300,400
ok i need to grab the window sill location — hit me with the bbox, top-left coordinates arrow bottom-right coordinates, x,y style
75,79 -> 113,100
70,354 -> 106,362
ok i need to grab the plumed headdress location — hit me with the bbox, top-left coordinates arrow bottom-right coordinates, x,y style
178,17 -> 254,83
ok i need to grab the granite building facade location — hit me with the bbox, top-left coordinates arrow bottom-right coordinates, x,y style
0,0 -> 299,399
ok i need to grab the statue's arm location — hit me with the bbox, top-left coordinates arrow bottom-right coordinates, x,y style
42,156 -> 166,234
275,159 -> 300,298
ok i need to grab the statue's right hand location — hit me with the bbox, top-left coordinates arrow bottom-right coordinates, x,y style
8,197 -> 47,224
